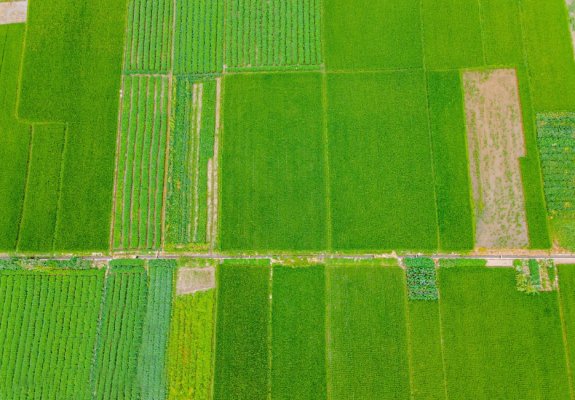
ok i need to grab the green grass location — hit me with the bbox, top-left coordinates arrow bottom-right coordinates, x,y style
214,264 -> 271,400
407,301 -> 446,400
439,265 -> 571,398
220,73 -> 327,251
327,266 -> 410,399
324,0 -> 422,70
521,0 -> 575,112
421,0 -> 484,69
427,71 -> 474,251
0,24 -> 30,251
17,124 -> 66,252
271,266 -> 326,399
92,267 -> 148,399
225,0 -> 321,70
327,71 -> 438,251
19,0 -> 127,251
0,269 -> 105,399
480,0 -> 524,65
137,264 -> 174,400
167,290 -> 216,400
558,264 -> 575,394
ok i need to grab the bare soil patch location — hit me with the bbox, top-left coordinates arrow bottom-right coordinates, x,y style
176,267 -> 215,295
464,69 -> 529,249
0,1 -> 27,24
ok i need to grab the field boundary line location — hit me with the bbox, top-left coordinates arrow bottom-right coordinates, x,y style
52,123 -> 69,253
210,77 -> 223,252
557,273 -> 575,399
15,125 -> 34,250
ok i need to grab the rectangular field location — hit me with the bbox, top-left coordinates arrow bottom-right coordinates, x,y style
326,266 -> 410,399
439,265 -> 571,398
0,24 -> 30,251
220,73 -> 327,251
213,264 -> 271,400
427,71 -> 474,251
421,0 -> 483,69
271,266 -> 326,399
112,75 -> 170,251
17,124 -> 66,252
324,0 -> 422,70
225,0 -> 321,70
327,71 -> 438,251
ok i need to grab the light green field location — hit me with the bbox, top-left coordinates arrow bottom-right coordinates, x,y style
220,73 -> 327,251
327,71 -> 438,251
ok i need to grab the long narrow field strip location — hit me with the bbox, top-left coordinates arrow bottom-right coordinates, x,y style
324,0 -> 422,70
225,0 -> 322,71
214,264 -> 271,400
326,266 -> 411,399
558,264 -> 575,390
0,269 -> 105,399
167,285 -> 216,400
271,266 -> 326,399
327,71 -> 438,251
439,264 -> 571,398
537,114 -> 575,250
464,69 -> 529,249
427,71 -> 474,251
136,262 -> 174,400
113,75 -> 170,251
174,0 -> 224,74
0,24 -> 30,251
124,0 -> 173,73
17,124 -> 66,253
165,77 -> 219,249
408,301 -> 446,400
220,73 -> 327,251
421,0 -> 484,69
479,0 -> 524,65
91,265 -> 149,399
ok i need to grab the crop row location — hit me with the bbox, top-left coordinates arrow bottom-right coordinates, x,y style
165,77 -> 216,248
125,0 -> 173,73
225,0 -> 322,70
174,0 -> 224,74
113,75 -> 169,251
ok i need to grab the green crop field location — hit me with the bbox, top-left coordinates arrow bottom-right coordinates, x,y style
3,0 -> 575,397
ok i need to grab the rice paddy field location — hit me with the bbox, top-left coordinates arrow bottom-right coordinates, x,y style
3,0 -> 575,398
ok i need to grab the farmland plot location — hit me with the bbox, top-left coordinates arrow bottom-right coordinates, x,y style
175,0 -> 224,74
0,269 -> 105,400
17,124 -> 66,252
124,0 -> 173,73
464,69 -> 529,249
112,75 -> 170,251
220,73 -> 327,251
214,264 -> 271,400
165,77 -> 221,250
327,72 -> 438,251
0,24 -> 30,251
327,266 -> 411,399
225,0 -> 322,70
537,114 -> 575,250
271,266 -> 326,399
557,265 -> 575,389
439,265 -> 571,399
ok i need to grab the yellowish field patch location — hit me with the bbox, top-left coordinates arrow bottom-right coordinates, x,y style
176,267 -> 215,295
464,69 -> 529,249
0,1 -> 27,25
